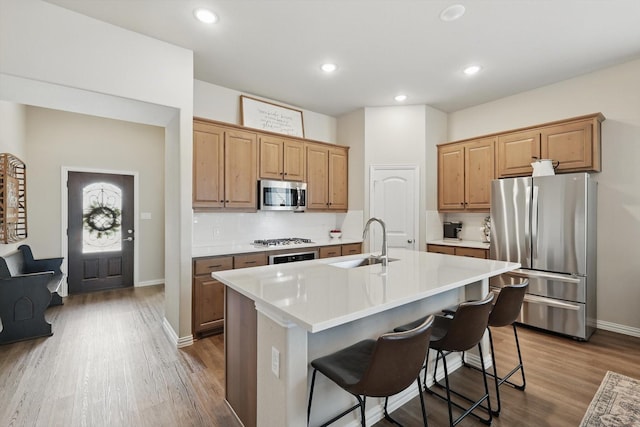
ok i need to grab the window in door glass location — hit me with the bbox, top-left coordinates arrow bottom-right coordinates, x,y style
82,182 -> 122,253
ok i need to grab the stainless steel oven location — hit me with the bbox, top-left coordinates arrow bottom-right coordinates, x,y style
268,251 -> 318,264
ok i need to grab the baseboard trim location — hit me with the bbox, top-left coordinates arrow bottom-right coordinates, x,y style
136,279 -> 164,287
162,317 -> 194,348
597,320 -> 640,338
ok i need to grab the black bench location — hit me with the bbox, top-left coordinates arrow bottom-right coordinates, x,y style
0,245 -> 65,345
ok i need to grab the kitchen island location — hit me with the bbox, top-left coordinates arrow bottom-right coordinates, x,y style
213,248 -> 519,427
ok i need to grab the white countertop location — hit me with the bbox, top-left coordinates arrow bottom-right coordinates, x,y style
427,239 -> 491,249
192,237 -> 363,258
212,248 -> 519,333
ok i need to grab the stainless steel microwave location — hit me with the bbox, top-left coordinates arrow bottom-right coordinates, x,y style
259,180 -> 307,212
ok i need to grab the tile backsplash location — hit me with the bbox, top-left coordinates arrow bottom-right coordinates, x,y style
443,212 -> 491,242
193,210 -> 364,246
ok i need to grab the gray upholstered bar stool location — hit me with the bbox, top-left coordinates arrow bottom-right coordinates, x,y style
307,315 -> 434,427
395,294 -> 495,427
446,281 -> 529,415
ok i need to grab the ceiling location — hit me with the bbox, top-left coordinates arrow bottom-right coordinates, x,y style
45,0 -> 640,117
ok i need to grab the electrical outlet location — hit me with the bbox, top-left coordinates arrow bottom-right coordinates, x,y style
271,346 -> 280,378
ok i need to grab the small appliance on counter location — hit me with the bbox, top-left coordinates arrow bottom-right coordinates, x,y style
443,221 -> 463,240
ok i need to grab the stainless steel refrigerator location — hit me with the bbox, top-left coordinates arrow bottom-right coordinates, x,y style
490,172 -> 597,340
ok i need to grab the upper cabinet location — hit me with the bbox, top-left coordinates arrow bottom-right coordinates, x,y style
306,143 -> 348,211
496,130 -> 541,177
438,113 -> 604,212
259,135 -> 305,182
193,119 -> 257,210
497,113 -> 604,177
438,137 -> 495,211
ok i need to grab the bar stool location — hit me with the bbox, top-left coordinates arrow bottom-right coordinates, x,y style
307,315 -> 434,427
446,281 -> 529,415
395,294 -> 495,427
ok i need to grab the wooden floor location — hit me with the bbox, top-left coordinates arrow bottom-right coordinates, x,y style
0,285 -> 240,427
1,285 -> 639,427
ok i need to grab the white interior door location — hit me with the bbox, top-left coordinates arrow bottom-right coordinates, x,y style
369,165 -> 419,252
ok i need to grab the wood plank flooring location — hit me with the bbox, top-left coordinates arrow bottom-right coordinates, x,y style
0,285 -> 240,427
2,285 -> 639,426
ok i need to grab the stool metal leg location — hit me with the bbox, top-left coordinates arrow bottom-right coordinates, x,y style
308,368 -> 318,425
426,347 -> 493,426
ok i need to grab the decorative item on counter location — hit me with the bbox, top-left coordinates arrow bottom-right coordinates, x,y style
329,229 -> 342,239
531,158 -> 560,177
482,216 -> 491,243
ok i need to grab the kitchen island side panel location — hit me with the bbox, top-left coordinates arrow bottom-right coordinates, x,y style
225,287 -> 257,427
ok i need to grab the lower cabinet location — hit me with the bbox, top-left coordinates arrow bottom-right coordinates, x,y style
427,244 -> 489,259
319,245 -> 342,258
193,253 -> 267,337
192,256 -> 233,336
319,243 -> 362,259
341,243 -> 362,256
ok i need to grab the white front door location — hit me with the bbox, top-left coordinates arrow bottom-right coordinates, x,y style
369,165 -> 419,252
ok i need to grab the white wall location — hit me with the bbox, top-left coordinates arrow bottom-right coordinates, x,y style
337,108 -> 365,211
25,107 -> 165,285
448,58 -> 640,334
194,80 -> 337,143
0,0 -> 194,342
363,106 -> 428,251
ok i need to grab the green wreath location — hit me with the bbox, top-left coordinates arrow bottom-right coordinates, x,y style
83,204 -> 121,238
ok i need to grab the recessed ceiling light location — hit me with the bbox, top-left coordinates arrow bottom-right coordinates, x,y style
321,63 -> 337,73
440,4 -> 466,22
394,94 -> 408,102
463,65 -> 482,75
194,8 -> 218,24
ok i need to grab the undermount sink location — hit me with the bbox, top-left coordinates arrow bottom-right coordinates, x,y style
330,257 -> 398,269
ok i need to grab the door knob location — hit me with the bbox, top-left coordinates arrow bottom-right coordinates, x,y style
123,237 -> 134,242
407,239 -> 414,244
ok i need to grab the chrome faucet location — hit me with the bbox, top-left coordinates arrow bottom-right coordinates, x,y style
362,217 -> 388,266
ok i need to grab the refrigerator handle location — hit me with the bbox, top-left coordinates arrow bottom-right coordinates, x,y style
531,185 -> 539,261
525,185 -> 531,246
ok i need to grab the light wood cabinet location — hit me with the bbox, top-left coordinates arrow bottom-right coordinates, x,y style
427,244 -> 488,259
341,243 -> 362,256
234,253 -> 267,269
192,256 -> 233,336
193,119 -> 257,210
497,130 -> 541,177
259,135 -> 305,182
438,137 -> 494,211
496,113 -> 604,177
319,245 -> 342,258
541,119 -> 598,173
306,144 -> 348,211
192,252 -> 267,338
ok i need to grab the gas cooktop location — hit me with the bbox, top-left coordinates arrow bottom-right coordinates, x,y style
253,237 -> 313,247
